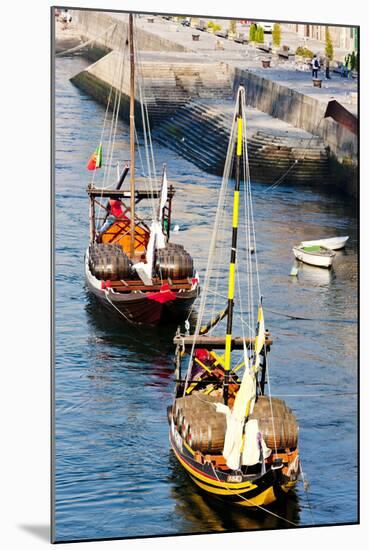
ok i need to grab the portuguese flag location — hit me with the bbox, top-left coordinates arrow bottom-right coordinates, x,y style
87,144 -> 102,171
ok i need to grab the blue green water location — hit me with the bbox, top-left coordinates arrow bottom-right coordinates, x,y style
53,56 -> 358,542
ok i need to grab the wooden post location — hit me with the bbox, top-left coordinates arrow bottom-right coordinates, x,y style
129,13 -> 135,258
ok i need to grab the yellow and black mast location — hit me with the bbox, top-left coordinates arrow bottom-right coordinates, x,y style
224,89 -> 243,405
129,13 -> 136,258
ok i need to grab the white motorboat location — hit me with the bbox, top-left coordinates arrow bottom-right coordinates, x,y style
292,244 -> 335,268
300,236 -> 349,251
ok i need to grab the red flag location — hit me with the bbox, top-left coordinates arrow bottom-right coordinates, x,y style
87,145 -> 102,171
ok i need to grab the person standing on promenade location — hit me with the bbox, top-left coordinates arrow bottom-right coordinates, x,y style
312,54 -> 320,78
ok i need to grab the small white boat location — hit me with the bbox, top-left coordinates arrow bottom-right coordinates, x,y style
300,236 -> 349,251
292,244 -> 335,268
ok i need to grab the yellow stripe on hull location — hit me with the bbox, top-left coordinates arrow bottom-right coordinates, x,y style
190,476 -> 257,496
190,476 -> 277,507
170,433 -> 295,509
281,479 -> 298,492
172,443 -> 256,490
237,485 -> 276,507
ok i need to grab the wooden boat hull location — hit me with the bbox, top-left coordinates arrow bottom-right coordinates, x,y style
85,250 -> 199,325
169,417 -> 299,508
292,246 -> 335,268
300,236 -> 349,251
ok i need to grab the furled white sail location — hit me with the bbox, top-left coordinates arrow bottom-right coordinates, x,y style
158,169 -> 168,222
242,419 -> 271,466
134,220 -> 165,285
221,364 -> 256,470
253,305 -> 265,371
217,305 -> 267,470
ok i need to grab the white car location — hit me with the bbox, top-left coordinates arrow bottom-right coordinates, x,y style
258,21 -> 273,33
60,10 -> 72,23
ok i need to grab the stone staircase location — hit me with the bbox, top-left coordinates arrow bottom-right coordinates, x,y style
138,61 -> 232,126
153,100 -> 330,184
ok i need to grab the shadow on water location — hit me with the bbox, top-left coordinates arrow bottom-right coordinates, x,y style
84,291 -> 177,353
83,291 -> 199,389
167,455 -> 301,532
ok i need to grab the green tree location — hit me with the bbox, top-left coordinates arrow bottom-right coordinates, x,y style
249,23 -> 257,42
296,46 -> 314,58
325,27 -> 334,61
256,25 -> 264,43
272,23 -> 281,48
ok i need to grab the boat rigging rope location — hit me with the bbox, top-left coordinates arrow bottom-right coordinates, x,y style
299,459 -> 315,525
242,91 -> 262,303
209,462 -> 299,527
134,22 -> 159,223
264,307 -> 355,324
103,36 -> 127,191
104,291 -> 143,332
273,391 -> 357,398
94,28 -> 128,227
183,102 -> 239,395
55,22 -> 117,57
262,117 -> 325,193
264,352 -> 279,456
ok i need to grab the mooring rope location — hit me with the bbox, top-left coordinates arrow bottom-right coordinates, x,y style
262,117 -> 325,193
299,459 -> 315,525
55,22 -> 117,57
209,462 -> 299,527
264,307 -> 356,324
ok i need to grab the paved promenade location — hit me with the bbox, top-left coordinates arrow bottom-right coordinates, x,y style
130,15 -> 358,114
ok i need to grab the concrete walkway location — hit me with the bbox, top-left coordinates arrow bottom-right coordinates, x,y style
132,15 -> 358,114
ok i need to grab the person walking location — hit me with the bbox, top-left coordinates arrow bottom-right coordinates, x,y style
312,54 -> 320,79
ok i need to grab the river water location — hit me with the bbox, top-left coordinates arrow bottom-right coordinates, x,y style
53,57 -> 358,542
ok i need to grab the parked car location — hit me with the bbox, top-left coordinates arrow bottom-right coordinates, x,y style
258,21 -> 273,33
60,9 -> 72,23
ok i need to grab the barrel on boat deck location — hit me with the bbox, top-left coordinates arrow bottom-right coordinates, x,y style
89,243 -> 132,280
173,394 -> 222,425
186,416 -> 227,453
156,246 -> 194,279
250,396 -> 299,449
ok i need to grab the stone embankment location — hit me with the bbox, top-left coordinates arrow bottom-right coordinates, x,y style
153,101 -> 329,184
62,10 -> 357,196
71,50 -> 232,127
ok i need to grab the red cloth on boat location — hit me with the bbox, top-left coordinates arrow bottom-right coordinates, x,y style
109,199 -> 127,219
147,283 -> 177,303
195,349 -> 210,362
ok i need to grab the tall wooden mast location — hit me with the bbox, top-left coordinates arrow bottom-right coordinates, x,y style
224,89 -> 243,405
129,13 -> 135,258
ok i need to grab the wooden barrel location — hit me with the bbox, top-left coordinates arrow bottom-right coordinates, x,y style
89,244 -> 132,280
187,416 -> 227,453
250,396 -> 299,449
173,394 -> 222,425
155,248 -> 194,279
174,394 -> 298,453
176,403 -> 213,435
